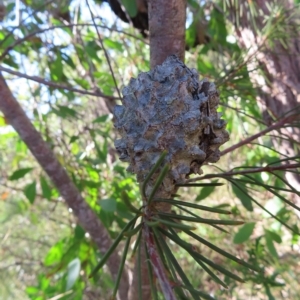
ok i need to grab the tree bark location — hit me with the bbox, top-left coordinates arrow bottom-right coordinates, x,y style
149,0 -> 186,68
0,73 -> 129,300
226,0 -> 300,207
129,1 -> 187,299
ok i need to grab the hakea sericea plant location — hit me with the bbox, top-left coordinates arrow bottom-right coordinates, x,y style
114,55 -> 229,200
91,56 -> 261,300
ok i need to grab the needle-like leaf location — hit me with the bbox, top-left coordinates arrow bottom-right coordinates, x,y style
89,217 -> 137,278
142,151 -> 168,199
153,198 -> 231,214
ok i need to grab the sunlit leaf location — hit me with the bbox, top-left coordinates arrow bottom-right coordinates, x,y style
66,258 -> 81,290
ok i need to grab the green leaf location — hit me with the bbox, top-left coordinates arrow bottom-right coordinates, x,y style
44,240 -> 64,266
231,181 -> 253,211
26,286 -> 39,296
40,176 -> 52,200
0,116 -> 7,126
120,0 -> 137,17
195,180 -> 218,201
61,52 -> 76,68
9,168 -> 33,180
99,198 -> 117,212
74,78 -> 90,90
265,230 -> 282,244
49,51 -> 63,81
74,225 -> 85,240
89,217 -> 137,278
66,258 -> 81,290
103,38 -> 124,52
56,105 -> 77,118
69,135 -> 79,144
233,222 -> 255,244
85,41 -> 101,62
154,198 -> 231,214
265,232 -> 279,259
24,181 -> 36,204
92,114 -> 110,123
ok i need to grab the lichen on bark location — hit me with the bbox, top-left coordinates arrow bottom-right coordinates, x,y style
114,55 -> 229,198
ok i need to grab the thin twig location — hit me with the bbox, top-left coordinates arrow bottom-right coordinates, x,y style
187,163 -> 300,183
0,65 -> 119,99
85,0 -> 122,99
143,224 -> 177,300
0,23 -> 146,61
0,73 -> 128,297
220,115 -> 295,156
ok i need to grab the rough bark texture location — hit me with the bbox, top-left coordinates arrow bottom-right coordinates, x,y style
227,0 -> 300,203
126,1 -> 187,298
0,74 -> 129,300
148,0 -> 186,68
114,55 -> 229,195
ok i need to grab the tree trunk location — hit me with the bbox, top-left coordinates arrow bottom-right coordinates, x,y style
128,1 -> 187,299
149,0 -> 186,68
226,0 -> 300,207
0,74 -> 129,300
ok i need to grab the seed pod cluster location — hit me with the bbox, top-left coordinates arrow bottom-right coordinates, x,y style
114,55 -> 229,196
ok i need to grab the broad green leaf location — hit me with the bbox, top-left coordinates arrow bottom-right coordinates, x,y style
196,180 -> 218,201
56,105 -> 77,118
99,198 -> 117,212
74,78 -> 90,90
103,38 -> 124,51
120,0 -> 137,17
233,222 -> 255,244
40,176 -> 52,200
61,52 -> 76,68
24,181 -> 36,204
26,286 -> 39,295
265,232 -> 278,259
9,168 -> 33,180
186,22 -> 197,49
85,41 -> 101,62
69,135 -> 79,144
92,114 -> 110,123
44,240 -> 64,266
49,51 -> 63,81
74,225 -> 85,240
66,258 -> 81,290
0,116 -> 7,126
265,285 -> 276,300
265,229 -> 282,244
231,182 -> 253,211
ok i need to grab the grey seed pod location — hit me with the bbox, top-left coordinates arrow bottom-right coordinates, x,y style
114,55 -> 229,196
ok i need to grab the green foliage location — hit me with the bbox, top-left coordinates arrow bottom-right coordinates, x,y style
0,0 -> 299,299
233,222 -> 256,244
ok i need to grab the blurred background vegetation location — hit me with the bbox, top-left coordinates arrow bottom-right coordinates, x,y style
0,0 -> 300,299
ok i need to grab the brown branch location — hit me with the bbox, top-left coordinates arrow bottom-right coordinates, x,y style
0,23 -> 146,61
220,115 -> 294,156
0,65 -> 119,99
0,73 -> 129,300
187,163 -> 300,183
143,224 -> 177,300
